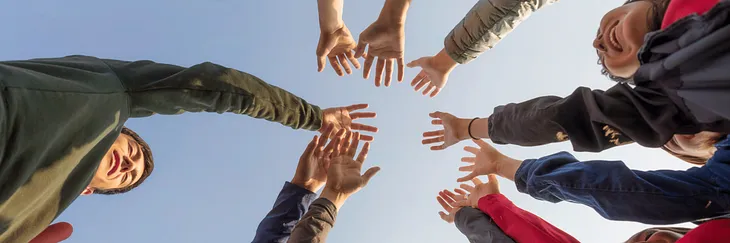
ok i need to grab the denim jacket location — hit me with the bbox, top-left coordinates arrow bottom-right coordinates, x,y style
252,182 -> 317,243
515,136 -> 730,224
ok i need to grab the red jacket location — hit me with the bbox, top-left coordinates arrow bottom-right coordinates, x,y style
661,0 -> 719,29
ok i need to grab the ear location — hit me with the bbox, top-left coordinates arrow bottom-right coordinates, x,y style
80,187 -> 94,196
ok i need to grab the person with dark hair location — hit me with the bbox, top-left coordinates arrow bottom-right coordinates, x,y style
437,174 -> 730,243
420,0 -> 730,159
0,55 -> 378,243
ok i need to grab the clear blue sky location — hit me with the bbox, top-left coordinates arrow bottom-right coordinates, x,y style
2,0 -> 696,242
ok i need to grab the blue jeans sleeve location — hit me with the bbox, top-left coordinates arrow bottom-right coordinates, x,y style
454,207 -> 516,243
252,182 -> 318,243
514,150 -> 730,224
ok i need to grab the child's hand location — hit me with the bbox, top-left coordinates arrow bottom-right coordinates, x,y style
457,140 -> 512,182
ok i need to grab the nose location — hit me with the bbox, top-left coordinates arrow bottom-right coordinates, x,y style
120,157 -> 136,173
593,34 -> 607,53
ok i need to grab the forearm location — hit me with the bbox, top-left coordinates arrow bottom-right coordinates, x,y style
376,0 -> 411,24
287,198 -> 338,243
514,152 -> 730,224
253,182 -> 318,243
454,207 -> 516,243
102,59 -> 323,131
317,0 -> 344,31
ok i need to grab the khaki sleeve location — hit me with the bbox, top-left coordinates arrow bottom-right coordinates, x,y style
287,198 -> 338,243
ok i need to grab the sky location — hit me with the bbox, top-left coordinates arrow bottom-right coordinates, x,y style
1,0 -> 699,242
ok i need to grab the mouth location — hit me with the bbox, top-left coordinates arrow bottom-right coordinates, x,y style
107,150 -> 120,176
606,21 -> 623,52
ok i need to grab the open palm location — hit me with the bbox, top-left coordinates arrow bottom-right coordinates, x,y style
457,140 -> 506,182
317,25 -> 360,76
422,112 -> 466,150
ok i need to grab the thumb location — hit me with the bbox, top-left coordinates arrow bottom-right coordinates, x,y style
361,166 -> 381,185
316,38 -> 337,72
303,136 -> 319,158
354,36 -> 368,58
406,57 -> 429,68
29,222 -> 73,243
456,171 -> 478,183
487,174 -> 499,186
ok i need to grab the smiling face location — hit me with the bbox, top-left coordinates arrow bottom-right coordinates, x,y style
594,0 -> 654,78
626,228 -> 685,243
82,133 -> 146,195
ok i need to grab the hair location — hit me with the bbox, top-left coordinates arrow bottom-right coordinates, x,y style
597,0 -> 671,83
625,227 -> 693,242
94,127 -> 155,195
661,134 -> 727,166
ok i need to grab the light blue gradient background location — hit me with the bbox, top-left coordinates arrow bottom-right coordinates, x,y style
2,0 -> 694,242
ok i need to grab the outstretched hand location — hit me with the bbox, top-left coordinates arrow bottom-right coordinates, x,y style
321,104 -> 378,141
317,24 -> 360,76
320,130 -> 381,209
436,189 -> 468,223
291,125 -> 343,192
407,49 -> 458,97
454,175 -> 501,208
355,20 -> 405,87
29,222 -> 73,243
422,112 -> 470,150
457,140 -> 509,182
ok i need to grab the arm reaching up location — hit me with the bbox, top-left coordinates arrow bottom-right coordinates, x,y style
355,0 -> 411,87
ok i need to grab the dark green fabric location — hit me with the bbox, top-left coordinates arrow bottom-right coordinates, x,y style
0,55 -> 322,242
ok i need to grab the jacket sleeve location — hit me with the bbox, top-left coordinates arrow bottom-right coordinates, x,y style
252,182 -> 318,243
444,0 -> 557,64
453,207 -> 516,243
286,198 -> 338,243
514,148 -> 730,224
487,84 -> 690,152
476,194 -> 580,243
101,58 -> 323,131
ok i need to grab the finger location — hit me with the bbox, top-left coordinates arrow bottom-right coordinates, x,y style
29,222 -> 74,243
323,134 -> 340,158
414,78 -> 429,91
438,211 -> 452,222
458,165 -> 475,172
361,166 -> 380,185
363,54 -> 374,79
422,84 -> 435,96
356,142 -> 370,163
384,59 -> 393,87
443,190 -> 458,201
457,172 -> 479,183
430,87 -> 442,97
439,191 -> 455,204
359,134 -> 374,141
459,183 -> 476,192
461,157 -> 476,163
454,188 -> 468,195
471,177 -> 484,186
350,112 -> 377,119
338,54 -> 352,75
341,131 -> 353,155
422,136 -> 445,145
346,103 -> 369,112
430,145 -> 445,151
429,112 -> 443,119
423,130 -> 445,137
374,58 -> 385,87
346,51 -> 361,69
453,200 -> 471,207
431,119 -> 443,125
406,57 -> 427,68
303,135 -> 318,158
348,132 -> 360,158
329,56 -> 343,76
474,139 -> 493,150
437,196 -> 452,211
397,58 -> 405,82
351,123 -> 378,133
317,55 -> 326,72
354,41 -> 367,58
464,146 -> 480,155
410,71 -> 425,87
487,174 -> 499,185
331,136 -> 342,157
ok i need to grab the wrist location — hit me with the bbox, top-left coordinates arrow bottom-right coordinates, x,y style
433,49 -> 459,73
496,157 -> 522,181
320,188 -> 348,210
317,0 -> 345,32
291,178 -> 325,193
377,0 -> 410,24
319,19 -> 345,33
456,118 -> 472,141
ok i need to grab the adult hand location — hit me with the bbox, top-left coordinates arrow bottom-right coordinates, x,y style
317,24 -> 360,76
436,189 -> 468,223
455,175 -> 501,208
320,131 -> 381,210
291,125 -> 342,192
29,222 -> 73,243
355,17 -> 405,87
457,140 -> 511,182
407,49 -> 458,97
321,104 -> 378,141
422,112 -> 471,150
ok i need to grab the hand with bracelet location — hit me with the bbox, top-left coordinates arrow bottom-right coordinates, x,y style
422,111 -> 490,150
